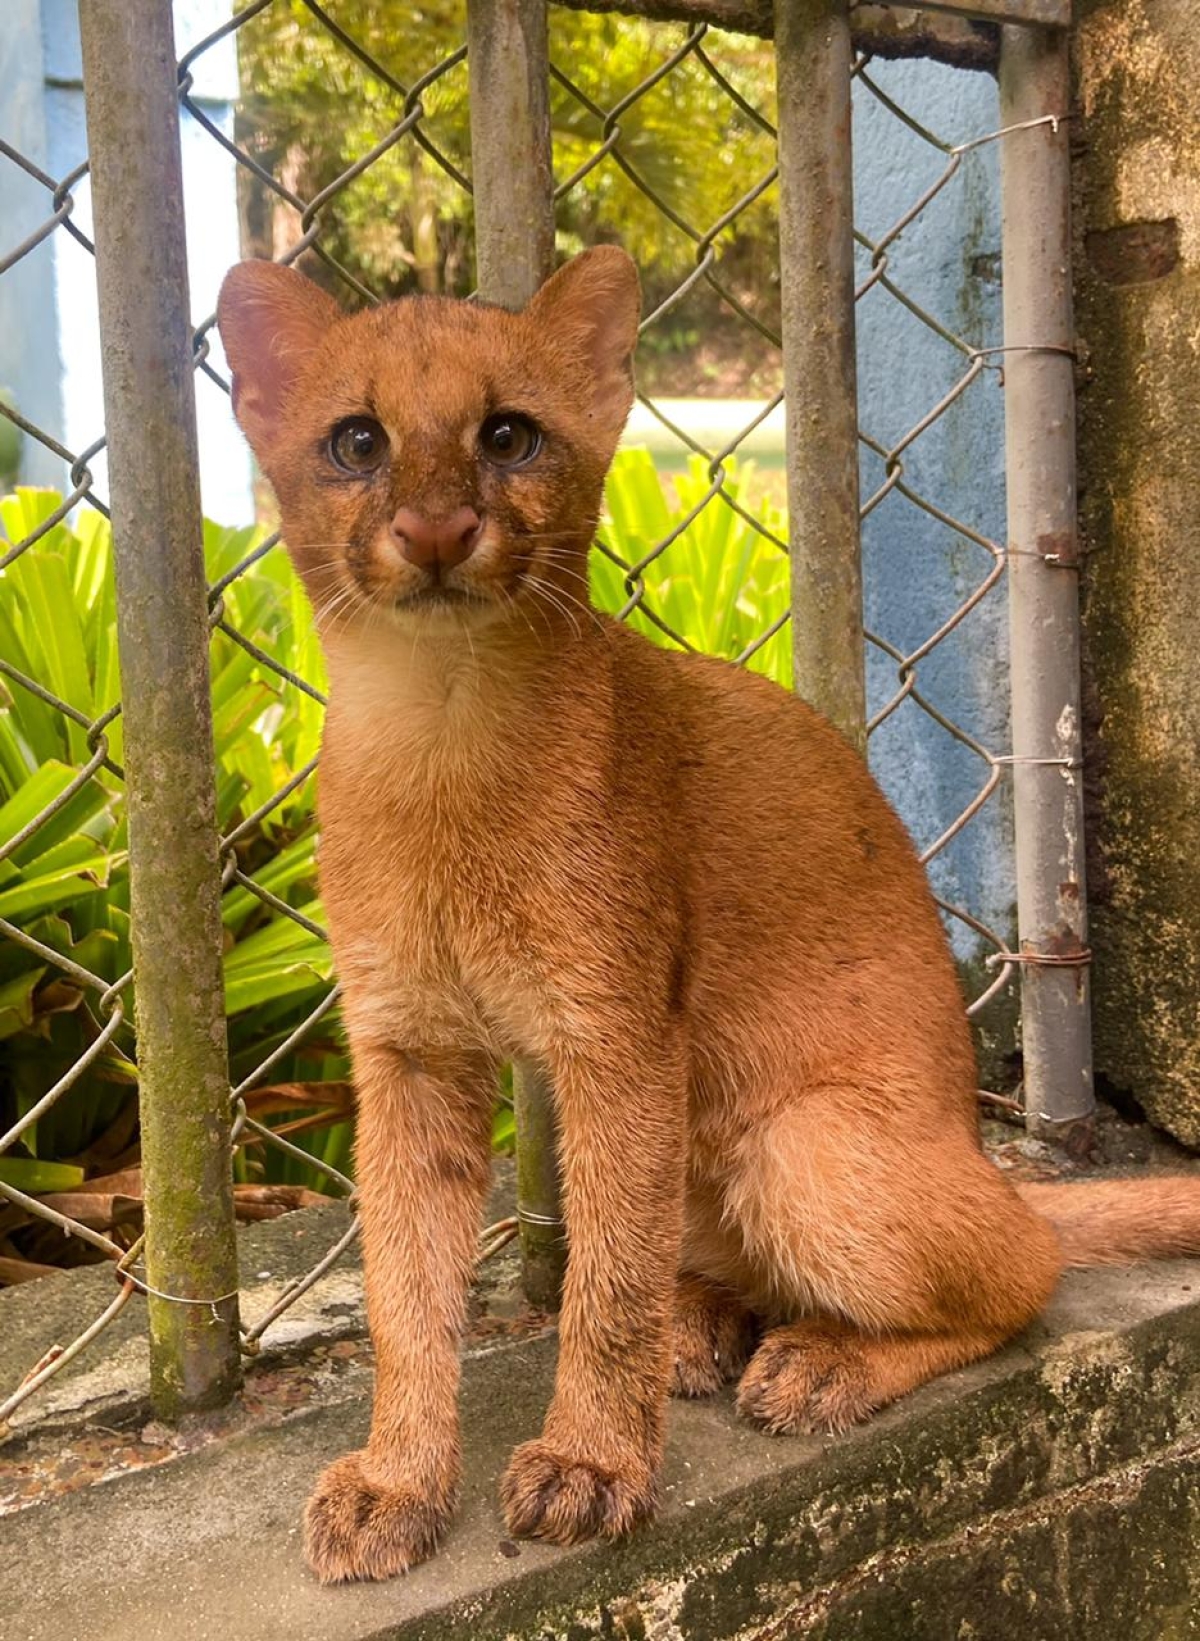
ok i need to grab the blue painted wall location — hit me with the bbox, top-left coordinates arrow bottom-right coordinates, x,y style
0,0 -> 66,490
0,0 -> 252,519
852,58 -> 1014,963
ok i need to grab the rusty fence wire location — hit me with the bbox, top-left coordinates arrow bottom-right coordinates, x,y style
0,0 -> 1082,1431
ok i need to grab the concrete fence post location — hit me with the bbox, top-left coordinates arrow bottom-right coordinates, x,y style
774,0 -> 866,748
78,0 -> 241,1414
466,0 -> 566,1309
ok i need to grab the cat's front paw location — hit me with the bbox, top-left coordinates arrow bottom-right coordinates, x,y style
303,1451 -> 452,1583
500,1439 -> 657,1545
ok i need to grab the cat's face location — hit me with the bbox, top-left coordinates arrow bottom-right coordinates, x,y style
217,249 -> 640,637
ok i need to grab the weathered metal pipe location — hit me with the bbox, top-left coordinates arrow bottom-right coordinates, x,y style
999,22 -> 1094,1146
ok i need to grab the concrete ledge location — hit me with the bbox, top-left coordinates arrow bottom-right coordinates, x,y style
0,1202 -> 366,1435
0,1163 -> 523,1437
4,1259 -> 1200,1640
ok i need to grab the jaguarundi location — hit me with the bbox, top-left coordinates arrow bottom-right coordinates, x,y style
217,246 -> 1200,1584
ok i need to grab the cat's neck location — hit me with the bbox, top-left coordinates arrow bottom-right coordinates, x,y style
320,609 -> 588,754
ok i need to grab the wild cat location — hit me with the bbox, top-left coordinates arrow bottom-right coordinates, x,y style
217,246 -> 1200,1583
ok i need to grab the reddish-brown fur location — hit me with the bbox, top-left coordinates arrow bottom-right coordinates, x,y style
217,248 -> 1200,1585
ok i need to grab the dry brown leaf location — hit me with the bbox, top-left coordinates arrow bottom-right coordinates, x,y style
73,1166 -> 143,1198
0,1254 -> 64,1284
232,1183 -> 331,1222
35,1192 -> 143,1231
32,980 -> 84,1017
240,1081 -> 354,1119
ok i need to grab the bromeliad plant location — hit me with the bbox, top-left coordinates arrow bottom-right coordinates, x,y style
0,490 -> 348,1274
595,449 -> 790,685
0,452 -> 789,1277
0,490 -> 133,1219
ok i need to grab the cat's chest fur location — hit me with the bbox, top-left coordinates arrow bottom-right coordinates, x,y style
315,630 -> 596,1060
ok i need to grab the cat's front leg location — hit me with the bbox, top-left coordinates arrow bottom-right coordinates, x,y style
501,1024 -> 688,1544
304,1041 -> 495,1583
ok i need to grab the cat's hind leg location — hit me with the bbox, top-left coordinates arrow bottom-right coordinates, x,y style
671,1272 -> 759,1399
723,1087 -> 1063,1435
736,1318 -> 1008,1434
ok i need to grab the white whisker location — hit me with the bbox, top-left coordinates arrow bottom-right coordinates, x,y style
523,573 -> 587,642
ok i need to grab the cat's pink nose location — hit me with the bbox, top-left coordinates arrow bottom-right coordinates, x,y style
390,506 -> 482,571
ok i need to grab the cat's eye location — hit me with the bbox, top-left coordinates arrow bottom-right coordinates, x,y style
479,412 -> 540,469
329,416 -> 388,475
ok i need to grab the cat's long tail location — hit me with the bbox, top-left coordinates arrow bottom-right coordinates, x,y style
1018,1177 -> 1200,1267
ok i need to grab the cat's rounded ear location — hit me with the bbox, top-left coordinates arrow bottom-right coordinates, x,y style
217,261 -> 342,455
526,247 -> 641,445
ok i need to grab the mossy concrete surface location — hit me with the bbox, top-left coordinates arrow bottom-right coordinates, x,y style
1074,0 -> 1200,1145
3,1255 -> 1200,1641
0,1201 -> 366,1437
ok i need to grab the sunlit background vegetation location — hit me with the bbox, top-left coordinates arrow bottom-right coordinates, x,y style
234,2 -> 782,396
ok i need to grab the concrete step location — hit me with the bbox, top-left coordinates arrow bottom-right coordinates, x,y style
3,1251 -> 1200,1640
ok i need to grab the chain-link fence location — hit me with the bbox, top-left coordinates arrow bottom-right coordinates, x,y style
0,0 -> 1087,1431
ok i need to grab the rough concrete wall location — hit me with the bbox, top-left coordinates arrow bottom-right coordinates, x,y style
1073,0 -> 1200,1145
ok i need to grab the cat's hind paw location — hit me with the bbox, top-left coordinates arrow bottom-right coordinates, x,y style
736,1322 -> 876,1435
671,1274 -> 758,1398
303,1452 -> 452,1584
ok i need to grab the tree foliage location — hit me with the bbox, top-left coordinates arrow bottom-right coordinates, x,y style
234,0 -> 779,327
